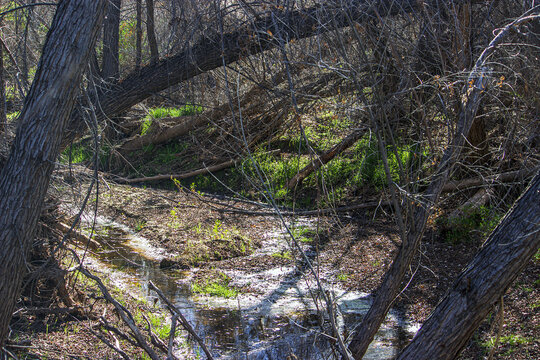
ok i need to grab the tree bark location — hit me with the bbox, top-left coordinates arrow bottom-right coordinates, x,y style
135,0 -> 142,70
0,0 -> 106,348
0,25 -> 6,131
146,0 -> 159,64
347,68 -> 489,360
101,0 -> 121,82
398,170 -> 540,360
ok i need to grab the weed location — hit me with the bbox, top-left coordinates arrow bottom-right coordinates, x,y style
290,225 -> 314,243
271,250 -> 292,260
337,273 -> 349,282
482,334 -> 532,353
438,206 -> 502,244
134,220 -> 146,232
192,272 -> 238,298
167,207 -> 184,229
59,143 -> 93,164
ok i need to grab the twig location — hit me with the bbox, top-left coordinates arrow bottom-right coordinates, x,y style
89,327 -> 131,360
167,315 -> 178,360
148,281 -> 215,360
78,267 -> 161,360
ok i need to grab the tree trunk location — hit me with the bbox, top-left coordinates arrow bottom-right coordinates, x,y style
0,26 -> 6,131
347,72 -> 488,359
398,171 -> 540,360
135,0 -> 142,70
146,0 -> 159,64
0,0 -> 106,348
101,0 -> 121,82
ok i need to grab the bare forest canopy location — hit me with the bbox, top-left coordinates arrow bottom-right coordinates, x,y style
0,0 -> 539,359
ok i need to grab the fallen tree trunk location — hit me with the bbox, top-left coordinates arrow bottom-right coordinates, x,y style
397,170 -> 540,360
61,0 -> 425,149
441,166 -> 539,192
287,128 -> 367,189
119,70 -> 346,153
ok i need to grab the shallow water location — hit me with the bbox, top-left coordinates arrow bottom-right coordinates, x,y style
73,218 -> 417,359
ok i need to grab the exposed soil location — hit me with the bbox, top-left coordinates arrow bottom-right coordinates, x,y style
93,181 -> 539,359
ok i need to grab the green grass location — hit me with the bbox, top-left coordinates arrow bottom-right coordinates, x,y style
271,251 -> 292,260
482,334 -> 533,355
59,143 -> 93,164
438,205 -> 502,244
192,272 -> 238,298
140,105 -> 202,136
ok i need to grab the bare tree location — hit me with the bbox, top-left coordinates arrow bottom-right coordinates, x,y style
0,0 -> 106,348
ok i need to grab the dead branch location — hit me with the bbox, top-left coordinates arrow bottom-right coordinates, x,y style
441,166 -> 539,192
78,267 -> 161,360
448,188 -> 493,220
116,159 -> 237,184
148,281 -> 215,360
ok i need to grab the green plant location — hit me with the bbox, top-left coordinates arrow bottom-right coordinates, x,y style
482,334 -> 532,353
337,273 -> 349,282
439,206 -> 502,244
59,143 -> 93,164
271,250 -> 292,260
192,272 -> 238,298
134,219 -> 146,232
290,225 -> 314,243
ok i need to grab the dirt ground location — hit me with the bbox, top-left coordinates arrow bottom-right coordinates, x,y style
9,176 -> 539,359
94,182 -> 539,359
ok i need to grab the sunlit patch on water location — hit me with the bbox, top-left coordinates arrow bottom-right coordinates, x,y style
67,216 -> 418,359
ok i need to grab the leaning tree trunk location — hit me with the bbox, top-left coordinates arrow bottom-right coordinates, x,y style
60,0 -> 422,149
0,0 -> 106,348
0,25 -> 6,131
398,170 -> 540,360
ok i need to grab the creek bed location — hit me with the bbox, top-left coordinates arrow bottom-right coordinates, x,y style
71,217 -> 418,359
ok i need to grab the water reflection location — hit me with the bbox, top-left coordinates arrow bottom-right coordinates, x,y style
74,222 -> 415,359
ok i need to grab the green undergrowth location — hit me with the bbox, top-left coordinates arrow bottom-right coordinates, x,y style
140,105 -> 202,136
192,271 -> 238,298
438,205 -> 502,244
481,334 -> 534,356
221,134 -> 422,207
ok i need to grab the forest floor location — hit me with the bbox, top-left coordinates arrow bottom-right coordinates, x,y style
97,180 -> 540,359
8,173 -> 539,359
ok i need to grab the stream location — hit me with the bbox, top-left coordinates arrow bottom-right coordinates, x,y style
72,216 -> 418,360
